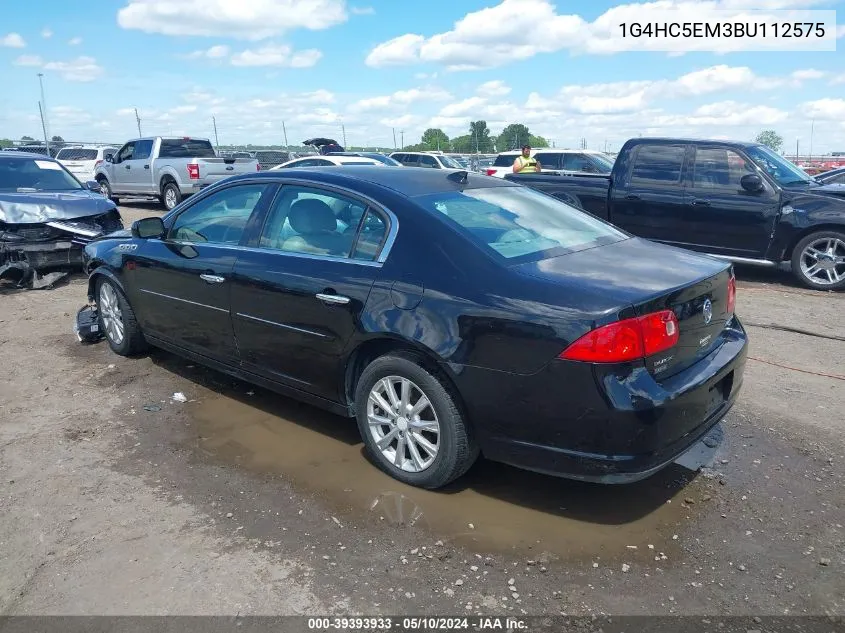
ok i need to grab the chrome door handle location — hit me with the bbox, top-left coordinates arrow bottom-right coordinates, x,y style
199,274 -> 225,284
316,293 -> 350,305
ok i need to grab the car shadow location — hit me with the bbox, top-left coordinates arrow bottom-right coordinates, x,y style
147,348 -> 702,532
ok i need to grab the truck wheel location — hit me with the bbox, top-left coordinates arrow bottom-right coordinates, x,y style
162,182 -> 182,211
98,178 -> 119,204
790,230 -> 845,291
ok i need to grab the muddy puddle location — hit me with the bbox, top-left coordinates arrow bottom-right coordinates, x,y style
187,388 -> 710,561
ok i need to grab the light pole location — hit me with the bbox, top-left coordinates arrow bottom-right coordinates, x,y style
37,73 -> 51,153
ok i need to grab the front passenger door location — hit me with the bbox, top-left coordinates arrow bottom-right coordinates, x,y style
128,183 -> 276,362
111,142 -> 136,193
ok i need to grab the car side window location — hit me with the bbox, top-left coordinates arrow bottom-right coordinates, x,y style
169,184 -> 271,244
289,159 -> 321,168
116,142 -> 135,163
351,210 -> 388,261
692,148 -> 757,191
630,144 -> 686,185
562,153 -> 598,173
535,153 -> 561,169
419,155 -> 439,168
133,139 -> 154,161
259,186 -> 381,259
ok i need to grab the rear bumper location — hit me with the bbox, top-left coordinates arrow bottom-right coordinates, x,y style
453,318 -> 748,483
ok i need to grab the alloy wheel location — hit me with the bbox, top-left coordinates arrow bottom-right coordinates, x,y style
99,283 -> 125,345
164,187 -> 178,210
800,237 -> 845,286
367,376 -> 441,473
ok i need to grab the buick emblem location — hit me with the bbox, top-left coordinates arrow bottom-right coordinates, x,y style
702,298 -> 713,325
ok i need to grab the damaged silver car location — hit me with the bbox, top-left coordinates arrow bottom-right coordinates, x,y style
0,151 -> 124,289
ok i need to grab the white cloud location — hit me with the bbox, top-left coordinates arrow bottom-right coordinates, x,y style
350,6 -> 375,14
14,55 -> 44,67
379,114 -> 419,129
117,0 -> 348,40
349,87 -> 452,112
68,37 -> 83,46
366,0 -> 838,69
41,28 -> 53,39
439,97 -> 487,118
476,80 -> 510,97
838,24 -> 845,38
801,99 -> 845,120
187,44 -> 230,59
791,68 -> 826,80
1,33 -> 26,48
230,44 -> 322,67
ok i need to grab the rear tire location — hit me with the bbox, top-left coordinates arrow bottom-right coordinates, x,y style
98,178 -> 119,204
96,278 -> 147,356
790,230 -> 845,291
354,353 -> 478,489
162,181 -> 182,211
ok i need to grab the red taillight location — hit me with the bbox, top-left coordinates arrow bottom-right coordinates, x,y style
727,275 -> 736,315
256,163 -> 261,171
187,163 -> 200,180
560,309 -> 679,363
94,160 -> 103,169
485,169 -> 497,176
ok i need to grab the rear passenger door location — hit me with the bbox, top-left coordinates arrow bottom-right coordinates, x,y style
609,143 -> 690,244
230,184 -> 393,401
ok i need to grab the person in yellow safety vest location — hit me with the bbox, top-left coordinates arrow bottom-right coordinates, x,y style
512,144 -> 542,174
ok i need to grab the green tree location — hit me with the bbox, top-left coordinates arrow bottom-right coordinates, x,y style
51,135 -> 65,143
468,120 -> 494,153
450,135 -> 473,153
754,130 -> 784,153
21,135 -> 34,141
529,134 -> 549,148
497,123 -> 532,151
420,128 -> 449,151
0,139 -> 13,149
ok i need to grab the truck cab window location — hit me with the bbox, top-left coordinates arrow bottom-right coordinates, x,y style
630,144 -> 685,184
693,148 -> 756,191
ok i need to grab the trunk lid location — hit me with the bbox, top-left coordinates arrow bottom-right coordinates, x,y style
514,237 -> 734,379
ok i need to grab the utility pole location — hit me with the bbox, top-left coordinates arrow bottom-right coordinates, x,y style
341,123 -> 347,148
392,128 -> 397,150
796,138 -> 799,162
809,118 -> 815,161
212,115 -> 219,150
38,101 -> 50,153
282,121 -> 289,149
37,73 -> 51,153
134,108 -> 142,136
400,130 -> 404,150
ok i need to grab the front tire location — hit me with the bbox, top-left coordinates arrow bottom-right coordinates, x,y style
355,353 -> 478,489
162,181 -> 182,211
790,230 -> 845,291
96,278 -> 147,356
98,178 -> 119,204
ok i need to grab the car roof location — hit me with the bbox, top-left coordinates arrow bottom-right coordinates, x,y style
0,151 -> 57,160
230,165 -> 516,197
625,137 -> 760,149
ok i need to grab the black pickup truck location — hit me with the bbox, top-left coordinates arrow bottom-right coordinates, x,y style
506,137 -> 845,290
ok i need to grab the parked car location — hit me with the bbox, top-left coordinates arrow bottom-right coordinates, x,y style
82,166 -> 746,489
486,149 -> 614,178
253,150 -> 290,171
816,166 -> 845,185
389,152 -> 465,169
56,145 -> 118,184
270,155 -> 382,169
326,152 -> 401,166
95,136 -> 259,211
507,137 -> 845,291
1,151 -> 123,288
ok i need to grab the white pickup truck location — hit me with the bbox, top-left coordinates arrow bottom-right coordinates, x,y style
95,136 -> 259,210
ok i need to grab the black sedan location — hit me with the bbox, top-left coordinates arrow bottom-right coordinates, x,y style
82,167 -> 747,489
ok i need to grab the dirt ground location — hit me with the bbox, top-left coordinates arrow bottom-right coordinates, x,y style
0,200 -> 843,617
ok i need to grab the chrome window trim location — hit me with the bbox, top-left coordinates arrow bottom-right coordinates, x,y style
139,289 -> 229,313
235,312 -> 329,338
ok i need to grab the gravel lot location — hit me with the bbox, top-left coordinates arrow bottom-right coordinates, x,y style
0,200 -> 843,616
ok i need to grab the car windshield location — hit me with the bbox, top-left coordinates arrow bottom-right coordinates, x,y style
746,145 -> 814,187
414,186 -> 628,263
57,148 -> 99,161
439,155 -> 463,169
0,157 -> 83,192
364,154 -> 401,166
590,153 -> 616,171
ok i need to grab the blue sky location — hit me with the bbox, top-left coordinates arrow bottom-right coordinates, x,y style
1,0 -> 843,152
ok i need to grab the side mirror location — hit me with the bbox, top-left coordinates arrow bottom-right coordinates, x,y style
86,180 -> 102,192
131,217 -> 165,239
740,173 -> 764,193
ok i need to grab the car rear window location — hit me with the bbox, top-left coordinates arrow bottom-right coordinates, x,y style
159,138 -> 216,158
493,154 -> 517,167
414,186 -> 628,262
57,149 -> 98,160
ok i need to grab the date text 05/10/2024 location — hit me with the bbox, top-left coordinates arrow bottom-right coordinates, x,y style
307,616 -> 528,630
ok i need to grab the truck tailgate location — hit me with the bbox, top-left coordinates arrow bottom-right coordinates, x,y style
194,158 -> 258,185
